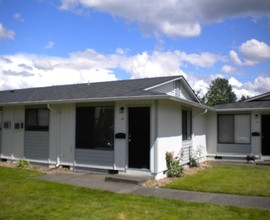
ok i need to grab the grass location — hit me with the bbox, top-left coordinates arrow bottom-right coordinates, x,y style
166,164 -> 270,197
0,167 -> 270,219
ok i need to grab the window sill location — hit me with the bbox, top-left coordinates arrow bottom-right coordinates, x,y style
218,142 -> 251,145
76,148 -> 114,151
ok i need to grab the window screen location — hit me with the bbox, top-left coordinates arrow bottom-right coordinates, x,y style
76,106 -> 114,150
234,115 -> 250,143
218,115 -> 234,143
182,110 -> 192,141
25,109 -> 49,131
218,114 -> 250,144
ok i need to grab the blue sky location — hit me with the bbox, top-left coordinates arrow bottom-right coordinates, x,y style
0,0 -> 270,99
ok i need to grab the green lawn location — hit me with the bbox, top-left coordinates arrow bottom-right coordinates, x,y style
166,164 -> 270,196
0,167 -> 270,219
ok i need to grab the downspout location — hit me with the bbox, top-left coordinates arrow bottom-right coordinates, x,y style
154,100 -> 159,175
193,109 -> 208,118
191,108 -> 208,162
47,104 -> 61,168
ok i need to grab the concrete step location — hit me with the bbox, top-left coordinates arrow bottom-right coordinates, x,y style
105,174 -> 152,185
256,160 -> 270,166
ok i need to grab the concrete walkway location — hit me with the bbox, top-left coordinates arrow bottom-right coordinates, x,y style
37,172 -> 270,211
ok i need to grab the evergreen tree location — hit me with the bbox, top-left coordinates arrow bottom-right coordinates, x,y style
203,77 -> 237,106
239,95 -> 250,102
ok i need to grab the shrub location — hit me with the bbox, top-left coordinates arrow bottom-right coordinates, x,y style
189,156 -> 198,168
166,152 -> 183,177
246,155 -> 256,162
189,146 -> 203,168
16,159 -> 29,169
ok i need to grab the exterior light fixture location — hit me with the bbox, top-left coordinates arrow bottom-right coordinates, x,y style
119,106 -> 125,113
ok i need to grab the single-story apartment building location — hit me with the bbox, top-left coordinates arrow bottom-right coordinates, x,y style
0,75 -> 269,179
208,92 -> 270,161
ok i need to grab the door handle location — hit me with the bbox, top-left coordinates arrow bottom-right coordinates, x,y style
128,135 -> 131,142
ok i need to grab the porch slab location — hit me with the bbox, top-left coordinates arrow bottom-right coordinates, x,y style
105,174 -> 153,185
256,160 -> 270,166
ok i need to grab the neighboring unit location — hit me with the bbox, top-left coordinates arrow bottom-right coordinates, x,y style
207,92 -> 270,161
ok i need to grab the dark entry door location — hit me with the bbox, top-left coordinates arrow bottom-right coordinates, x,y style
128,107 -> 150,169
262,115 -> 270,155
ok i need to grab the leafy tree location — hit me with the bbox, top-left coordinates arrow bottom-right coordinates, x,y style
239,95 -> 250,102
203,77 -> 237,106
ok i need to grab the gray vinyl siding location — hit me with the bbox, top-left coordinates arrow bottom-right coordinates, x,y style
181,145 -> 191,165
151,82 -> 175,96
151,80 -> 197,102
0,131 -> 1,154
24,131 -> 49,160
75,149 -> 114,168
180,81 -> 195,101
181,141 -> 192,165
217,144 -> 252,154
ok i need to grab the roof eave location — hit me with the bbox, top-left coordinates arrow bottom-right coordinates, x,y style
169,96 -> 215,111
0,94 -> 170,106
216,107 -> 270,112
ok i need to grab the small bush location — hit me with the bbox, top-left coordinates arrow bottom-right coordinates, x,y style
246,155 -> 256,162
16,160 -> 29,169
166,152 -> 183,177
189,156 -> 199,168
189,146 -> 203,168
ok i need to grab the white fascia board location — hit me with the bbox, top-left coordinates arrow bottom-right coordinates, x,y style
169,96 -> 215,111
0,94 -> 170,106
216,107 -> 270,112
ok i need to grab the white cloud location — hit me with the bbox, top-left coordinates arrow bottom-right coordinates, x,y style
121,51 -> 185,79
59,0 -> 270,38
221,65 -> 236,74
0,48 -> 268,101
120,50 -> 223,79
115,48 -> 130,55
227,76 -> 270,99
229,77 -> 243,87
180,52 -> 225,68
0,52 -> 117,90
33,59 -> 54,71
187,76 -> 210,98
0,48 -> 222,90
229,50 -> 242,65
240,39 -> 270,62
44,41 -> 55,49
245,75 -> 270,94
14,13 -> 24,22
0,23 -> 15,40
230,39 -> 270,66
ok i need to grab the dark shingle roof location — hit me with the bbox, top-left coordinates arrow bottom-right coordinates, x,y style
215,101 -> 270,110
244,91 -> 270,102
0,76 -> 181,105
